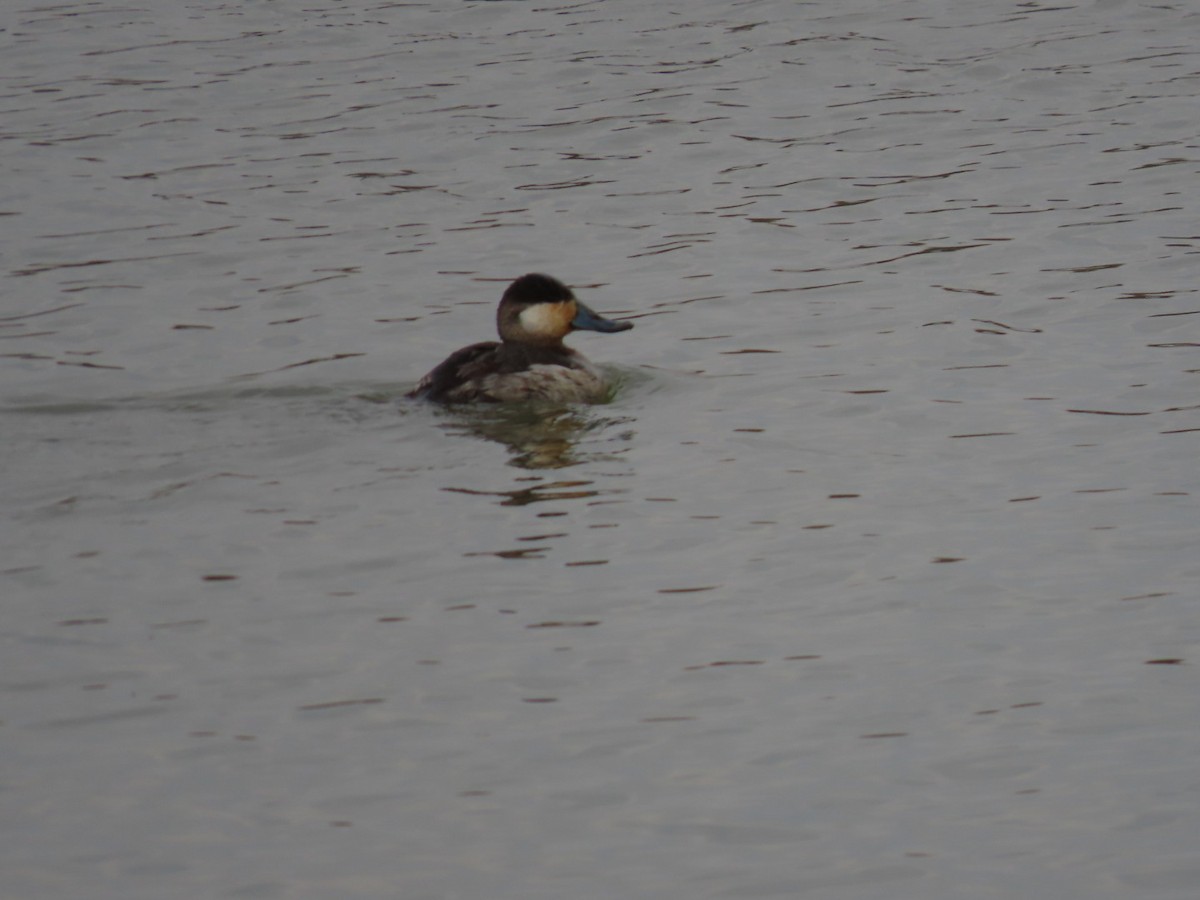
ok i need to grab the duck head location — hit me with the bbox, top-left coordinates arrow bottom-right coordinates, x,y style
497,273 -> 633,345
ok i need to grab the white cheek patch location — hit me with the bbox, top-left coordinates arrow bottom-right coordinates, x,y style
518,302 -> 567,336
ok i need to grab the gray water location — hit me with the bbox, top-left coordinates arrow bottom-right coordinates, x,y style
3,1 -> 1199,898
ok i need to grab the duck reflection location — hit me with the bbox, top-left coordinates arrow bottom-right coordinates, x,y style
439,401 -> 634,470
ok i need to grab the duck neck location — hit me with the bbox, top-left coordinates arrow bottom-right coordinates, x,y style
498,340 -> 573,366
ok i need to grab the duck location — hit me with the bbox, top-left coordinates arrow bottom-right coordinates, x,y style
407,273 -> 634,403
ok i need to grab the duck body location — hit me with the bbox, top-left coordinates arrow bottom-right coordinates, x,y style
407,274 -> 633,404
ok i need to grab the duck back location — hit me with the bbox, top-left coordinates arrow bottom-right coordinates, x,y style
408,343 -> 605,403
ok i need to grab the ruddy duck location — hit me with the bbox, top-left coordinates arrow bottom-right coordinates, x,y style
407,273 -> 633,403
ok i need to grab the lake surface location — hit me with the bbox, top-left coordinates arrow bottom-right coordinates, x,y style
3,1 -> 1199,898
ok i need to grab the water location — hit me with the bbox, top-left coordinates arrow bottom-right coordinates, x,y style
3,1 -> 1199,898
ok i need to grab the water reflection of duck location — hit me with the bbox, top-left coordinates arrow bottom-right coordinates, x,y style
407,273 -> 633,404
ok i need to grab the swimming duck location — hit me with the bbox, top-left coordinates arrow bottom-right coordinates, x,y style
407,273 -> 633,404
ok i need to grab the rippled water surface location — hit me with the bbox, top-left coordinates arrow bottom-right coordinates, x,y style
3,1 -> 1199,898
